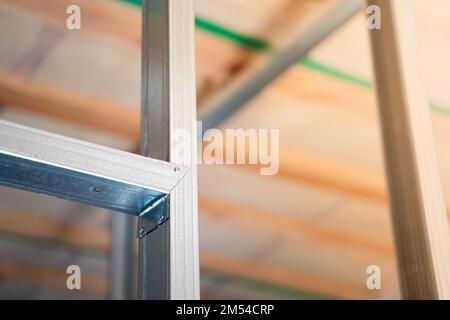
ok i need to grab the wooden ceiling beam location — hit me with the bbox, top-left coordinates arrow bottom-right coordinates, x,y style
0,210 -> 110,252
0,72 -> 140,139
0,260 -> 108,295
200,251 -> 377,300
0,193 -> 392,258
199,195 -> 392,255
0,257 -> 376,299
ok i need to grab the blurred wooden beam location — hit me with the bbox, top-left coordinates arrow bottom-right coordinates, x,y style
199,195 -> 392,255
0,210 -> 110,252
0,257 -> 372,300
0,194 -> 392,257
200,251 -> 377,300
0,72 -> 139,139
0,193 -> 393,258
0,261 -> 108,295
267,147 -> 386,202
367,0 -> 450,299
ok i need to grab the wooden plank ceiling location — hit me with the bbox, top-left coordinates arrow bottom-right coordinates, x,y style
0,0 -> 449,299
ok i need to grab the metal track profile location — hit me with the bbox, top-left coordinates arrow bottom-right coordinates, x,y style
0,119 -> 186,215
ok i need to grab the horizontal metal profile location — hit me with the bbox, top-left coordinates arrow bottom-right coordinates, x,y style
0,120 -> 186,215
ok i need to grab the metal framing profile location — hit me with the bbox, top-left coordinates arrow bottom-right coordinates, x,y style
139,0 -> 199,299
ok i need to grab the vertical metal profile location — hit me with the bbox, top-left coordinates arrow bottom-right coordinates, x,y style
139,0 -> 199,299
109,213 -> 135,300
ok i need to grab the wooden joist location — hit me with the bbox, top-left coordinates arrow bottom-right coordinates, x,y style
0,256 -> 372,300
200,251 -> 377,300
0,194 -> 394,260
199,196 -> 392,255
0,210 -> 109,252
367,0 -> 450,299
0,72 -> 139,139
0,196 -> 392,258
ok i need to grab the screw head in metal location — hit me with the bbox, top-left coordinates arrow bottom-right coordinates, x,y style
139,227 -> 146,237
92,187 -> 102,193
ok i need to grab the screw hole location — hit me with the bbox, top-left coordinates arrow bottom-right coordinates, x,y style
92,187 -> 102,193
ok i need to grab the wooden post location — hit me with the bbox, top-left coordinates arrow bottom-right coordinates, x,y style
367,0 -> 450,299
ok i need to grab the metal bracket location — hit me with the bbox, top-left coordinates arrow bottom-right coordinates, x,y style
137,194 -> 170,238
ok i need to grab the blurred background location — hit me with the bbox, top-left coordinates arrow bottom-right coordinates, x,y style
0,0 -> 450,299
